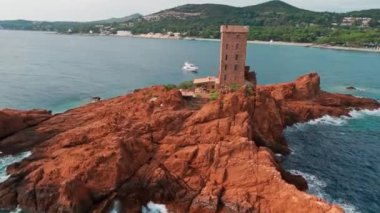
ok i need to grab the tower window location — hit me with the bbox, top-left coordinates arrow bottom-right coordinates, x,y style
225,64 -> 228,71
225,54 -> 228,61
235,54 -> 239,60
236,43 -> 239,50
234,65 -> 238,71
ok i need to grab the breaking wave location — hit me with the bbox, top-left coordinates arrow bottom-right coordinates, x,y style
349,108 -> 380,118
289,170 -> 360,213
142,201 -> 168,213
9,206 -> 22,213
289,170 -> 327,198
290,108 -> 380,129
0,152 -> 31,183
308,115 -> 349,126
109,200 -> 121,213
356,88 -> 366,92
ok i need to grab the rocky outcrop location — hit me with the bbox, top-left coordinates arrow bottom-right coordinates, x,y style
346,86 -> 356,90
0,73 -> 378,213
0,109 -> 52,140
254,73 -> 379,154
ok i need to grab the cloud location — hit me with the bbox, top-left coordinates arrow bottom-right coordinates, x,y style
0,0 -> 379,21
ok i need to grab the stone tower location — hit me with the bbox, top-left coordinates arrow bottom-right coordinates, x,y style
217,25 -> 249,88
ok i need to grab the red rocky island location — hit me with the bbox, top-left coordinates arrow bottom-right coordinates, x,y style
0,73 -> 379,213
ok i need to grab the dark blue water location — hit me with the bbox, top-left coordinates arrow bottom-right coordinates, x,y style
0,30 -> 379,212
283,110 -> 380,213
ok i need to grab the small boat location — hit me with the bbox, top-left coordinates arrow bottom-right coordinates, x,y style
182,62 -> 199,73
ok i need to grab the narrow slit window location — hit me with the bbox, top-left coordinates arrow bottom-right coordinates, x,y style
235,54 -> 239,60
234,65 -> 238,71
225,64 -> 228,71
225,54 -> 228,61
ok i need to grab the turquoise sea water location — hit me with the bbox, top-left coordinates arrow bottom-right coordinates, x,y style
0,30 -> 379,212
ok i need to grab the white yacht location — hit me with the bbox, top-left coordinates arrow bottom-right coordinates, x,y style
182,62 -> 199,73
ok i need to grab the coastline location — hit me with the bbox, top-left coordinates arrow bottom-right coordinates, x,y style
2,29 -> 379,54
1,28 -> 379,213
252,40 -> 380,53
118,34 -> 380,54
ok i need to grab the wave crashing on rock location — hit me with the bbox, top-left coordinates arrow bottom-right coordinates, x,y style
288,108 -> 380,130
289,170 -> 360,213
0,152 -> 31,183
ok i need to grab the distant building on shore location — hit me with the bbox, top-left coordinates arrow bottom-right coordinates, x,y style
116,31 -> 132,36
193,25 -> 255,91
341,17 -> 372,27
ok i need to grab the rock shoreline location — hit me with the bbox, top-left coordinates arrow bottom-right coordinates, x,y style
0,73 -> 379,212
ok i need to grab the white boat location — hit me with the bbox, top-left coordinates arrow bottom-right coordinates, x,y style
182,62 -> 199,73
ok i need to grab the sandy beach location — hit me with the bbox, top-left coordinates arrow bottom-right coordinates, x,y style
122,33 -> 380,54
308,44 -> 380,53
199,38 -> 380,53
248,40 -> 312,47
250,41 -> 380,53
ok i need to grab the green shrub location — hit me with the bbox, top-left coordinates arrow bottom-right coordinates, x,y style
177,81 -> 194,90
210,91 -> 219,101
164,84 -> 177,90
229,83 -> 240,92
246,84 -> 254,96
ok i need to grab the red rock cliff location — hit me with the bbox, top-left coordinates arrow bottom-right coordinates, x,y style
0,109 -> 52,141
0,73 -> 378,213
254,73 -> 379,154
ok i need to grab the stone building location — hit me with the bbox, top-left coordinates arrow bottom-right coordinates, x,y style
193,76 -> 218,90
193,25 -> 255,92
217,25 -> 249,88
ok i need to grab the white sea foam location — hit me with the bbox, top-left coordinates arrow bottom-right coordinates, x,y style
353,87 -> 366,92
289,170 -> 327,198
9,206 -> 22,213
349,108 -> 380,118
290,108 -> 380,129
142,201 -> 168,213
0,151 -> 31,183
109,200 -> 121,213
289,148 -> 296,155
289,169 -> 360,213
308,115 -> 350,126
337,201 -> 361,213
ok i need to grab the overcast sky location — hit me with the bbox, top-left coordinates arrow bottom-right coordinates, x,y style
1,0 -> 380,22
